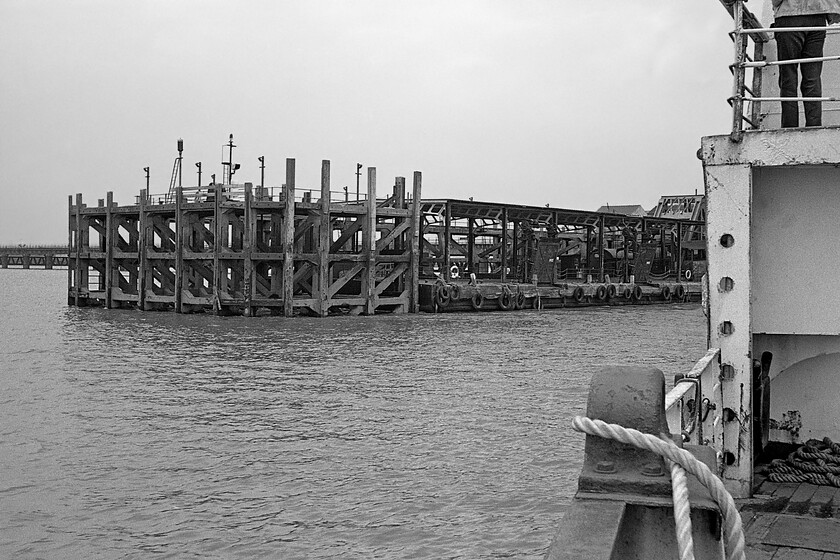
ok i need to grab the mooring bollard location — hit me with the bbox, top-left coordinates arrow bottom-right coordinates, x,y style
545,365 -> 724,560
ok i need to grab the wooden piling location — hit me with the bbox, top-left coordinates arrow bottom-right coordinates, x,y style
364,167 -> 377,315
175,186 -> 183,312
105,191 -> 114,309
243,183 -> 254,317
409,172 -> 422,313
282,159 -> 296,317
75,193 -> 83,307
318,161 -> 331,317
138,189 -> 149,310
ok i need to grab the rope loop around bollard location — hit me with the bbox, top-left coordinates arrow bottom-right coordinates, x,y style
572,416 -> 746,560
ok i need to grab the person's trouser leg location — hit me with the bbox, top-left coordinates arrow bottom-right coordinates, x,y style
776,18 -> 805,127
801,25 -> 827,126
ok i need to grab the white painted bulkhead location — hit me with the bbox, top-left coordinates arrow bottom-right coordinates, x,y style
752,165 -> 840,444
702,127 -> 840,497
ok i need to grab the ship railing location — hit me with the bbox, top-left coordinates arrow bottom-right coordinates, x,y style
727,0 -> 840,140
664,347 -> 720,446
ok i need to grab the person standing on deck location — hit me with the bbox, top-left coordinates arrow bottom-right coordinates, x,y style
773,0 -> 840,127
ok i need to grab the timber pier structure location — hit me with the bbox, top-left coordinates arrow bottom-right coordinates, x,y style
68,160 -> 422,316
67,157 -> 705,317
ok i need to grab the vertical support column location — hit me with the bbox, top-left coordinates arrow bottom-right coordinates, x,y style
105,191 -> 114,309
512,220 -> 519,282
500,207 -> 508,282
68,196 -> 74,304
598,215 -> 605,283
244,183 -> 254,317
282,159 -> 296,317
175,186 -> 184,312
467,218 -> 475,275
213,182 -> 222,314
443,200 -> 452,282
730,0 -> 747,141
409,172 -> 422,313
318,161 -> 331,317
584,225 -> 592,278
394,177 -> 406,255
705,162 -> 753,498
363,167 -> 377,315
75,193 -> 84,306
676,222 -> 683,281
392,177 -> 407,302
750,40 -> 765,128
138,189 -> 148,310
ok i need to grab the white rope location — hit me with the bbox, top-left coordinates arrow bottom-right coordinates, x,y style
573,416 -> 746,560
668,459 -> 695,560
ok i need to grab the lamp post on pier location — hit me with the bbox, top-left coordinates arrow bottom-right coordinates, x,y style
196,162 -> 202,187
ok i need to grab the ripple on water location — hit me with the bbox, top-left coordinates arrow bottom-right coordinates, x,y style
0,270 -> 706,559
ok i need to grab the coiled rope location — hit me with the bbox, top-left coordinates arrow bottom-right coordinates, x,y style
768,437 -> 840,486
573,416 -> 746,560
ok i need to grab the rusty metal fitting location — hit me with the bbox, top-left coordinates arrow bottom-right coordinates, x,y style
595,461 -> 616,474
641,462 -> 664,477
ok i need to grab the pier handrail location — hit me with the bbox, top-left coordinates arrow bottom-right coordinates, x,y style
726,0 -> 840,140
665,347 -> 720,445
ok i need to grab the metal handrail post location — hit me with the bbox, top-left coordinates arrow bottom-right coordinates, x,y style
750,40 -> 765,128
731,0 -> 747,141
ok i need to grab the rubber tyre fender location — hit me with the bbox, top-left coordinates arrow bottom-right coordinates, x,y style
572,286 -> 585,303
515,291 -> 526,309
449,283 -> 461,301
595,285 -> 607,301
674,284 -> 686,300
661,285 -> 672,301
435,284 -> 451,307
532,294 -> 541,310
498,291 -> 514,311
470,292 -> 484,310
622,287 -> 632,299
631,285 -> 643,301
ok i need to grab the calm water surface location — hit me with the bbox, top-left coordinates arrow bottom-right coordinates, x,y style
0,269 -> 706,559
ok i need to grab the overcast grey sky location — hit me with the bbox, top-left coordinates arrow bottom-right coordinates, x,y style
1,1 -> 738,244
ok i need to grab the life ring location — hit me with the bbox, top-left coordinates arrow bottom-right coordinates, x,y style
498,291 -> 514,311
449,283 -> 461,301
631,285 -> 643,301
532,294 -> 541,310
661,285 -> 672,301
622,287 -> 632,299
435,283 -> 451,307
573,286 -> 584,303
675,284 -> 686,300
606,284 -> 617,299
471,292 -> 484,310
684,269 -> 693,281
515,290 -> 526,309
450,265 -> 460,279
595,285 -> 607,301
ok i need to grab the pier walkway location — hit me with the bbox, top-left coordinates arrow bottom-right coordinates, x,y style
0,246 -> 68,269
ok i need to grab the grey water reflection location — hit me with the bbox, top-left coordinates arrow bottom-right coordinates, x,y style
0,270 -> 706,558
